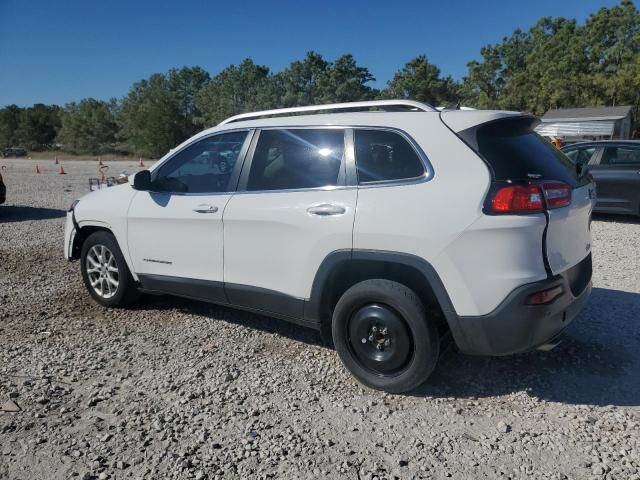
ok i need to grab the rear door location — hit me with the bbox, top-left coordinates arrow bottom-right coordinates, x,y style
222,127 -> 356,318
472,118 -> 596,275
589,144 -> 640,215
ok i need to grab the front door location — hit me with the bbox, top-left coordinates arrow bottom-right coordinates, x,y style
127,130 -> 251,301
222,128 -> 356,319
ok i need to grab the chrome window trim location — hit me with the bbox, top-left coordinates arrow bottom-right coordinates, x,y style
233,124 -> 434,194
149,124 -> 435,196
351,126 -> 434,188
149,128 -> 255,196
233,185 -> 355,196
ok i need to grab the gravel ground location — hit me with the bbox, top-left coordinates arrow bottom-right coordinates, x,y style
1,158 -> 639,480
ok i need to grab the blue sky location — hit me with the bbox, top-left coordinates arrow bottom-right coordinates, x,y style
0,0 -> 621,107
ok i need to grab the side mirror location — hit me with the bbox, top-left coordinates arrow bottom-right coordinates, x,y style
132,170 -> 152,191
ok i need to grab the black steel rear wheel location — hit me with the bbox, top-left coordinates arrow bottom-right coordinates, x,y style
332,279 -> 439,393
347,304 -> 414,375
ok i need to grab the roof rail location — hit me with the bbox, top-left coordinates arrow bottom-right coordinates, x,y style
218,100 -> 436,125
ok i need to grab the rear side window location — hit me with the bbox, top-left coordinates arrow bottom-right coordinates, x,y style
354,129 -> 425,183
247,129 -> 344,191
477,118 -> 587,186
601,146 -> 640,165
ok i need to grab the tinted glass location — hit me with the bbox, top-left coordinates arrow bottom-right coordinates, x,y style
601,146 -> 640,165
355,129 -> 424,183
564,147 -> 597,166
154,131 -> 248,193
247,129 -> 344,191
477,118 -> 588,186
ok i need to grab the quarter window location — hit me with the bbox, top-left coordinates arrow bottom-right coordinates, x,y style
354,129 -> 425,183
247,129 -> 345,191
153,131 -> 248,193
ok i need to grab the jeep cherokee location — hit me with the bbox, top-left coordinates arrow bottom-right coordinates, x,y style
64,100 -> 594,393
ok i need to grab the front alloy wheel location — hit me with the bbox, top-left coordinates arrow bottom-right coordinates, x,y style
85,245 -> 119,299
80,231 -> 140,308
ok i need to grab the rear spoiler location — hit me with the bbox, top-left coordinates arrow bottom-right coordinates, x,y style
439,110 -> 539,151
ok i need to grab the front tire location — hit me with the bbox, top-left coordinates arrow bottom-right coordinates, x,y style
80,231 -> 139,308
332,279 -> 439,393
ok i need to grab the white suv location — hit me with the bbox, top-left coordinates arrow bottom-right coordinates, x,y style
64,100 -> 595,393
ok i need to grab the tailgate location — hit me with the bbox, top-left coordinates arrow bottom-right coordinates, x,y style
545,182 -> 595,274
440,111 -> 597,276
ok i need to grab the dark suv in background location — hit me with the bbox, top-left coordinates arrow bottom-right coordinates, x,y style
2,147 -> 27,158
562,140 -> 640,217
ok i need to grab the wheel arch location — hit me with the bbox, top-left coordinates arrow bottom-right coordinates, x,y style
305,249 -> 467,346
71,222 -> 139,282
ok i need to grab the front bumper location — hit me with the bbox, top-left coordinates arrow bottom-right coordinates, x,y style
64,211 -> 76,260
454,254 -> 592,356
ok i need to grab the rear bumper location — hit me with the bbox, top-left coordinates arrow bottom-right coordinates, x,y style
454,254 -> 592,356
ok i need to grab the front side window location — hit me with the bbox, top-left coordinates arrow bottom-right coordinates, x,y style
153,131 -> 248,193
601,146 -> 640,165
247,129 -> 344,191
354,129 -> 425,183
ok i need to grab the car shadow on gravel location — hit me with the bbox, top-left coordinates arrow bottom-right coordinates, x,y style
0,205 -> 66,223
417,287 -> 640,407
132,294 -> 326,347
126,287 -> 639,406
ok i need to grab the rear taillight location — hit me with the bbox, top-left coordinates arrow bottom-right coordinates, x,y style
541,182 -> 571,208
491,184 -> 544,214
488,181 -> 571,214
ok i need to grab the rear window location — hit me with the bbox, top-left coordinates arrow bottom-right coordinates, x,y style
476,118 -> 587,186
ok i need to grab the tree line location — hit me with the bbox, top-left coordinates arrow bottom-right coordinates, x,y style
1,0 -> 638,158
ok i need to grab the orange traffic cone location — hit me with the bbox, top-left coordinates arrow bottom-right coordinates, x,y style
98,157 -> 104,166
59,165 -> 66,175
54,156 -> 59,165
35,164 -> 41,174
138,157 -> 144,167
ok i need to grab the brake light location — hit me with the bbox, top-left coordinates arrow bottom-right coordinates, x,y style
525,286 -> 564,305
491,184 -> 544,214
542,182 -> 571,208
489,181 -> 571,214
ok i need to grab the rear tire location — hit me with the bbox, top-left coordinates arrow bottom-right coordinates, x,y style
80,231 -> 139,308
331,279 -> 439,393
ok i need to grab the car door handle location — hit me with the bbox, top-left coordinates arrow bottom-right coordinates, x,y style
193,204 -> 218,214
307,204 -> 346,216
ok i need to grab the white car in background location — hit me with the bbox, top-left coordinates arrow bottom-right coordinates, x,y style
65,100 -> 595,393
